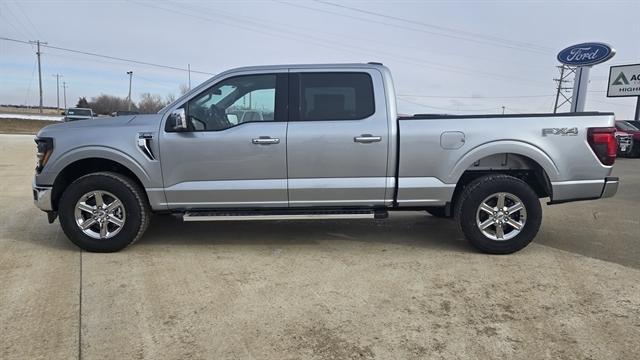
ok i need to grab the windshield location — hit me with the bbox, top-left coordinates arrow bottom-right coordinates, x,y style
617,121 -> 639,131
67,109 -> 92,117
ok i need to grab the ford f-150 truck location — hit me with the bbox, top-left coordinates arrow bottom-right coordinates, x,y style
32,63 -> 619,253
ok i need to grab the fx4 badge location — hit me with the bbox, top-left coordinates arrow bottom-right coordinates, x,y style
542,127 -> 578,136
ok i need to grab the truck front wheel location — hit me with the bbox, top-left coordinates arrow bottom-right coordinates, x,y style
58,172 -> 150,252
455,174 -> 542,254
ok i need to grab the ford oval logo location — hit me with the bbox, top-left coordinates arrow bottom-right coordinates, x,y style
557,42 -> 615,66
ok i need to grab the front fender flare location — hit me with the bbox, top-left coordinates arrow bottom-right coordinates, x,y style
46,145 -> 153,187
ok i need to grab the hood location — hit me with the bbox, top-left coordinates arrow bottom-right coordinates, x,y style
37,114 -> 163,137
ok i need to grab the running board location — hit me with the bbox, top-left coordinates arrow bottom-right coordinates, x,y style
183,209 -> 388,222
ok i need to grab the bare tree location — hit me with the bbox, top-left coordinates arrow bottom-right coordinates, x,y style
88,94 -> 133,115
165,93 -> 176,105
179,84 -> 190,96
137,93 -> 164,114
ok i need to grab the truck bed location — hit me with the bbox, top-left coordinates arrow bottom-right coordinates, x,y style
394,111 -> 616,206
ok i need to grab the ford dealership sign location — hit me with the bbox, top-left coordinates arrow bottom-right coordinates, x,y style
557,43 -> 615,66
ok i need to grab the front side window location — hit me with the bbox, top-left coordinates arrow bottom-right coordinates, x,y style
184,74 -> 277,131
298,72 -> 375,121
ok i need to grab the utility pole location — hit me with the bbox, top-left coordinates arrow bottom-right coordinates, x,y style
52,74 -> 63,111
126,71 -> 133,111
501,106 -> 505,115
29,40 -> 47,113
62,81 -> 67,109
188,63 -> 191,90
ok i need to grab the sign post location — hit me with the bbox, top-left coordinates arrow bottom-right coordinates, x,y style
607,63 -> 640,121
570,66 -> 590,112
557,42 -> 616,112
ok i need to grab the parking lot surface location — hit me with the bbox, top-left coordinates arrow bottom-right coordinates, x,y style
1,134 -> 639,359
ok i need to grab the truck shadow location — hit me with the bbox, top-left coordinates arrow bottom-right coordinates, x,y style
140,211 -> 473,253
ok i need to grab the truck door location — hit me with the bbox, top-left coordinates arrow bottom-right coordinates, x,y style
286,69 -> 390,207
159,72 -> 289,209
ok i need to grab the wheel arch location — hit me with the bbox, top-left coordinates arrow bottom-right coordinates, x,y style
446,142 -> 557,215
51,156 -> 148,211
448,141 -> 560,183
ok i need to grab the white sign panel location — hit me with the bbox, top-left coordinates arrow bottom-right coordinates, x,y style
607,64 -> 640,97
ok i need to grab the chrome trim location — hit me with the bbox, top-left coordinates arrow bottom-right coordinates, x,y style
550,179 -> 604,186
169,108 -> 188,131
170,201 -> 289,206
137,133 -> 155,160
183,212 -> 375,222
601,177 -> 619,198
354,135 -> 382,143
289,199 -> 385,204
251,137 -> 280,145
33,183 -> 53,211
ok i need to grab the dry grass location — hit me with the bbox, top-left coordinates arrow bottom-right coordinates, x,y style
0,119 -> 58,135
0,106 -> 62,116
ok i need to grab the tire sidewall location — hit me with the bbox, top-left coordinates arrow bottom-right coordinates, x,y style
59,174 -> 143,252
459,177 -> 542,254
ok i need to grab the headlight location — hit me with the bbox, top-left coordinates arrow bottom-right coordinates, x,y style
35,137 -> 53,173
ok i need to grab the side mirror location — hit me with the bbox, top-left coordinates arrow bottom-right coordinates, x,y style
170,108 -> 188,131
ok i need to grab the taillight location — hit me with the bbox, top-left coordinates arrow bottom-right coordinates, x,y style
35,137 -> 53,173
587,127 -> 616,166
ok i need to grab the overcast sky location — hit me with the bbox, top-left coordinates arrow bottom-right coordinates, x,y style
1,0 -> 639,117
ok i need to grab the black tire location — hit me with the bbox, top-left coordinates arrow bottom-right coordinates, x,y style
425,206 -> 451,218
58,172 -> 150,252
455,174 -> 542,254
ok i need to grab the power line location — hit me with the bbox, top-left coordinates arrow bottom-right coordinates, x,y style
11,1 -> 41,39
313,0 -> 554,53
274,0 -> 549,55
1,2 -> 38,39
138,1 -> 549,88
0,37 -> 215,75
0,5 -> 33,40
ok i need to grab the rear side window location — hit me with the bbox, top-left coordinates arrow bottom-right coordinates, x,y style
298,72 -> 374,121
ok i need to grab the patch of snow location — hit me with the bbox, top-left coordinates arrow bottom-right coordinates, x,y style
0,113 -> 63,121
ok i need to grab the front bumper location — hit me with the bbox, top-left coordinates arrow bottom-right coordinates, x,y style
33,182 -> 53,211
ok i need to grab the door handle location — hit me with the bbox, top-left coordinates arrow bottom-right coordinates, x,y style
354,134 -> 382,143
252,136 -> 280,145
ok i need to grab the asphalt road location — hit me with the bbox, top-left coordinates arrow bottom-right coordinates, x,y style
1,134 -> 639,360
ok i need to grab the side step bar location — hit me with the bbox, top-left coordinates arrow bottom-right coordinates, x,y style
183,209 -> 388,222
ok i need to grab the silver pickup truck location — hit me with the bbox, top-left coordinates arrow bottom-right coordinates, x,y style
32,63 -> 619,253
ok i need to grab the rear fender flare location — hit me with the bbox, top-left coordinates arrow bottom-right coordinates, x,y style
447,140 -> 561,183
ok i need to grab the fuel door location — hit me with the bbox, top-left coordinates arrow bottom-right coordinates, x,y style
440,131 -> 465,150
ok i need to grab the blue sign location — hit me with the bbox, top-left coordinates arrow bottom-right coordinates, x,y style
557,43 -> 615,66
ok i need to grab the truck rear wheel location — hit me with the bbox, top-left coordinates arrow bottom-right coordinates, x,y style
455,174 -> 542,254
58,172 -> 150,252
